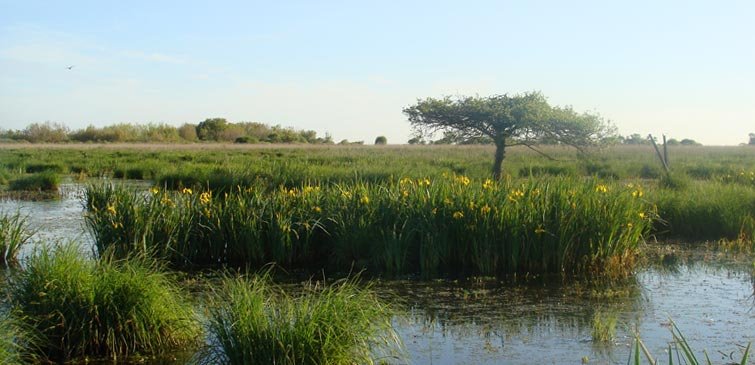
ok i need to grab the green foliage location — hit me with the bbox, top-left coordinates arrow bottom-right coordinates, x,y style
0,212 -> 34,266
374,136 -> 388,145
8,172 -> 60,191
85,177 -> 653,276
204,274 -> 402,365
403,92 -> 615,179
591,311 -> 617,343
8,243 -> 200,362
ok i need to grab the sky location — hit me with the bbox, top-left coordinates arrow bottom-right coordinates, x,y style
1,0 -> 754,145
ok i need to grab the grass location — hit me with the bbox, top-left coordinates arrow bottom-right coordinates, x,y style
203,274 -> 402,365
8,243 -> 201,362
0,212 -> 33,266
85,176 -> 654,276
8,172 -> 60,192
630,320 -> 751,365
0,311 -> 37,365
591,310 -> 618,343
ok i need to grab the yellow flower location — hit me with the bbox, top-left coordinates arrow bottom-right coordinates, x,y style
452,211 -> 464,219
480,205 -> 491,215
181,187 -> 193,195
341,191 -> 352,199
161,195 -> 174,207
631,190 -> 644,198
149,187 -> 159,195
595,184 -> 608,193
200,191 -> 212,205
482,179 -> 494,189
431,207 -> 437,215
312,206 -> 322,213
106,205 -> 117,215
360,195 -> 370,205
402,190 -> 409,198
456,175 -> 470,186
443,197 -> 452,205
468,201 -> 476,210
638,212 -> 646,219
203,208 -> 212,218
534,225 -> 546,234
626,222 -> 634,228
531,188 -> 541,196
400,177 -> 413,186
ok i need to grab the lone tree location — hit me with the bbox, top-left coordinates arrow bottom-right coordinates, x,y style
403,91 -> 614,179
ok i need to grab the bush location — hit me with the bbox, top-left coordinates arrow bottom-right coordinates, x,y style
375,136 -> 388,145
9,244 -> 200,362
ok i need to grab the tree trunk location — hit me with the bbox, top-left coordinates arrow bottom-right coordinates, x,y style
492,138 -> 506,180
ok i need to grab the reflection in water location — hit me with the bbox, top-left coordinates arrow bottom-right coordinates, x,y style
1,188 -> 753,365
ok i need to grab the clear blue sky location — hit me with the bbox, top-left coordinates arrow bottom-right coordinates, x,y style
1,0 -> 753,145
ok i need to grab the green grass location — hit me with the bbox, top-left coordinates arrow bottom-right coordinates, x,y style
203,274 -> 402,365
591,310 -> 617,343
0,212 -> 33,266
85,176 -> 653,276
8,243 -> 201,362
8,172 -> 60,192
0,311 -> 37,365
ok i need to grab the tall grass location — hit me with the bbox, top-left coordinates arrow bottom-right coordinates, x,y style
8,172 -> 60,191
0,311 -> 37,365
0,212 -> 33,265
650,181 -> 755,242
203,274 -> 402,365
85,176 -> 653,276
8,243 -> 200,362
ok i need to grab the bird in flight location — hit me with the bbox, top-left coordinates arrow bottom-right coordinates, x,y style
66,65 -> 74,70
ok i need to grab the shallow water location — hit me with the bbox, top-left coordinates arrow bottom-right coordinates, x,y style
2,186 -> 753,365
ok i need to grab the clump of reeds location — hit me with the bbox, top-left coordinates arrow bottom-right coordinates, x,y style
85,176 -> 654,276
8,243 -> 200,362
0,311 -> 37,364
8,172 -> 60,192
0,212 -> 34,265
204,274 -> 402,365
591,310 -> 617,343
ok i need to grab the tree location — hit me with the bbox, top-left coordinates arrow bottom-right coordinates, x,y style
403,92 -> 614,179
374,136 -> 387,145
680,138 -> 701,146
749,133 -> 755,145
196,118 -> 228,141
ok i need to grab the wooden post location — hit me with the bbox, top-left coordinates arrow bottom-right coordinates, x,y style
648,134 -> 670,175
662,134 -> 669,169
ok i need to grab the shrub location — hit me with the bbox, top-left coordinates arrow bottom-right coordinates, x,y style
8,244 -> 200,362
375,136 -> 388,145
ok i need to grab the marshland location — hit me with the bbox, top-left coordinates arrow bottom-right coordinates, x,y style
0,143 -> 753,364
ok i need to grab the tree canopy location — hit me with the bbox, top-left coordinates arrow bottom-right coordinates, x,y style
403,91 -> 615,179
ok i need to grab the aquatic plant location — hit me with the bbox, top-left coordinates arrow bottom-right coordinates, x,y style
85,176 -> 654,276
591,311 -> 617,343
8,171 -> 60,192
203,274 -> 402,365
0,212 -> 34,266
0,311 -> 37,365
8,243 -> 200,362
630,321 -> 751,365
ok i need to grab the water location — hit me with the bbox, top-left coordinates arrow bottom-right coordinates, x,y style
2,187 -> 753,364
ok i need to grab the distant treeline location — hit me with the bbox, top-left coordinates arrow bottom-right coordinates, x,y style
0,119 -> 336,144
408,131 -> 703,146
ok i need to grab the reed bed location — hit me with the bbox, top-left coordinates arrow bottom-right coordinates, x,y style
7,243 -> 201,362
85,176 -> 654,276
203,274 -> 402,365
0,212 -> 33,266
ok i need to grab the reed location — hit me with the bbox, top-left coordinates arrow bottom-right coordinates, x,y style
0,212 -> 33,266
8,243 -> 200,362
85,176 -> 653,276
203,274 -> 402,365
